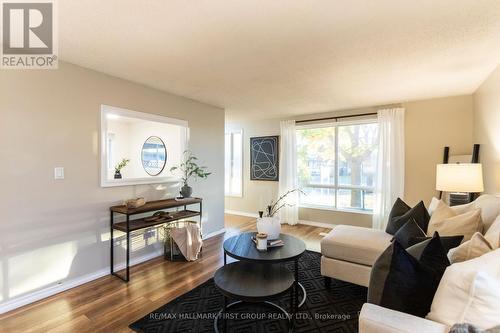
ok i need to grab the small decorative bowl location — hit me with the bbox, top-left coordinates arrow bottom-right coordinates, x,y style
125,197 -> 146,209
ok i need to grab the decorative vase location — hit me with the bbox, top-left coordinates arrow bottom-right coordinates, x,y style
256,216 -> 281,240
114,170 -> 122,179
180,184 -> 193,198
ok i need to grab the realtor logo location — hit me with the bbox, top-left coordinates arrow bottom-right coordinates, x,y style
1,0 -> 57,69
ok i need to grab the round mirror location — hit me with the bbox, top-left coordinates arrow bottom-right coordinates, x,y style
141,136 -> 167,176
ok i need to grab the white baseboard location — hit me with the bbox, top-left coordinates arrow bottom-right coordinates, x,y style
203,228 -> 225,239
224,210 -> 259,218
0,249 -> 164,315
299,220 -> 335,229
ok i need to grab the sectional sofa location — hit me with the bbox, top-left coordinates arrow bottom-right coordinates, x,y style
320,194 -> 500,332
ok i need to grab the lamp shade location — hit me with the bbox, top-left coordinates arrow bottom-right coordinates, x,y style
436,163 -> 484,192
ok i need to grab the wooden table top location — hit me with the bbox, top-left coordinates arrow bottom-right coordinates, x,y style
214,261 -> 294,301
110,197 -> 202,215
223,232 -> 306,263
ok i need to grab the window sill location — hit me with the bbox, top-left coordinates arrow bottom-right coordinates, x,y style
299,204 -> 373,215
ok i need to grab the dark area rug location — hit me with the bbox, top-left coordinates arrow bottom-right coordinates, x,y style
130,251 -> 367,332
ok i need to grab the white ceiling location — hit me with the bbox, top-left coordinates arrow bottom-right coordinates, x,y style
59,0 -> 500,120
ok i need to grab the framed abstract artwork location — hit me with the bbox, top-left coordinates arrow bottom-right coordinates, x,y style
250,136 -> 279,181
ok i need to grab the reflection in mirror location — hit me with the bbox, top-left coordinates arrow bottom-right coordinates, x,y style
142,136 -> 167,176
101,105 -> 188,187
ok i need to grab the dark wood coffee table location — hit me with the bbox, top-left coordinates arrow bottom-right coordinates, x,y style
214,261 -> 295,332
213,232 -> 306,332
224,232 -> 307,308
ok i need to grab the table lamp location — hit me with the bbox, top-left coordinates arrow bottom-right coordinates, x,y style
436,163 -> 484,206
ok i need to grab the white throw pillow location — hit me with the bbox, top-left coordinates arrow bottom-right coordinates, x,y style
448,232 -> 493,263
485,215 -> 500,249
473,195 -> 500,232
427,249 -> 500,329
427,200 -> 482,241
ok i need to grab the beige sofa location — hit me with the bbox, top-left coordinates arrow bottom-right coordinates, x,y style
320,194 -> 500,332
359,303 -> 449,333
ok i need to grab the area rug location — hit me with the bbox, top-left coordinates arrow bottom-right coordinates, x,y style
130,250 -> 367,332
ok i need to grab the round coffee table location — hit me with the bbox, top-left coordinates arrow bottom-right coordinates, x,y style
214,261 -> 294,332
213,232 -> 306,332
224,232 -> 307,307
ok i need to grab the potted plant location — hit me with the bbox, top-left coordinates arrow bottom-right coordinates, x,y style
170,151 -> 211,198
114,158 -> 130,179
257,189 -> 305,240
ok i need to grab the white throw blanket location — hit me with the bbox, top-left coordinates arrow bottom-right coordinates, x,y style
170,223 -> 202,261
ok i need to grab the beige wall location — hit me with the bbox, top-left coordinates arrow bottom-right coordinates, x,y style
404,95 -> 474,205
225,95 -> 474,227
0,62 -> 224,309
473,65 -> 500,195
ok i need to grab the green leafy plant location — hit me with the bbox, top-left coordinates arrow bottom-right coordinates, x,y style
115,158 -> 130,173
170,151 -> 211,186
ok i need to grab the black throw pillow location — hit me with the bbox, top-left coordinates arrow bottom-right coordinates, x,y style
387,197 -> 411,222
368,239 -> 449,317
385,200 -> 430,235
406,232 -> 451,276
392,218 -> 426,248
407,234 -> 464,252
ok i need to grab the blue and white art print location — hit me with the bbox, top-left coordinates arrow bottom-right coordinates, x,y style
250,136 -> 279,181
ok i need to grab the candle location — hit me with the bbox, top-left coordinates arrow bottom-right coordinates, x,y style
256,233 -> 268,251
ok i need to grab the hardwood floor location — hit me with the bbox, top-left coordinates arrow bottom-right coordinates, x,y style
0,215 -> 331,333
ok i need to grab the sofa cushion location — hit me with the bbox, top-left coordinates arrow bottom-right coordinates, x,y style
427,200 -> 482,241
368,239 -> 448,317
427,248 -> 500,329
474,195 -> 500,232
359,303 -> 450,333
430,195 -> 500,232
449,323 -> 500,333
485,215 -> 500,249
406,233 -> 451,276
321,225 -> 392,266
386,200 -> 430,235
388,197 -> 411,221
393,218 -> 427,248
447,232 -> 494,264
407,234 -> 463,253
427,270 -> 500,330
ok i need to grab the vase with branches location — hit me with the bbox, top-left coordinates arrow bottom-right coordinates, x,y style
170,151 -> 211,198
257,188 -> 305,240
114,158 -> 130,179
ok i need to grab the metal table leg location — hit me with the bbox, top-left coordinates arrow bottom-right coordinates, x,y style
126,215 -> 130,282
294,259 -> 299,314
110,211 -> 114,275
214,300 -> 292,333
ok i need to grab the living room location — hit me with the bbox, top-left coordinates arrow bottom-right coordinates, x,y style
1,1 -> 500,333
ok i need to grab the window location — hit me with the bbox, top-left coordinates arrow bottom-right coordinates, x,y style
107,132 -> 115,170
225,130 -> 243,196
297,120 -> 378,212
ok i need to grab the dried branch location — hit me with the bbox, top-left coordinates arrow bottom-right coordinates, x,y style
265,188 -> 306,217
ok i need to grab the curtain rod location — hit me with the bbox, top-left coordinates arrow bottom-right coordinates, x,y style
295,112 -> 377,124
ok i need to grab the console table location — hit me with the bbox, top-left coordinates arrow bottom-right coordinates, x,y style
110,197 -> 202,282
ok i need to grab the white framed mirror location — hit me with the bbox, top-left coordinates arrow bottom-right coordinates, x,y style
100,105 -> 188,187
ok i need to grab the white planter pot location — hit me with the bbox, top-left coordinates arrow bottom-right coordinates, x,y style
256,216 -> 281,240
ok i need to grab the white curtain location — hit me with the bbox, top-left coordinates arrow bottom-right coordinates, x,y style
279,120 -> 299,225
372,108 -> 405,230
